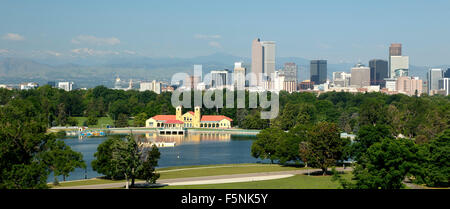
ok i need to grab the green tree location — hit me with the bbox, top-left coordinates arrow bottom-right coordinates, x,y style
40,138 -> 86,183
115,113 -> 129,128
92,136 -> 123,179
133,112 -> 148,127
352,137 -> 421,189
251,128 -> 283,163
299,122 -> 349,175
351,124 -> 392,161
137,144 -> 161,184
413,129 -> 450,187
86,114 -> 98,126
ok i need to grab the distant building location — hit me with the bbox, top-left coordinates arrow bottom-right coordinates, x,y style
444,68 -> 450,78
140,80 -> 161,94
427,68 -> 444,93
332,72 -> 351,87
385,78 -> 397,91
396,76 -> 423,96
145,106 -> 233,129
210,69 -> 230,89
438,78 -> 450,96
389,43 -> 402,78
310,60 -> 327,85
233,62 -> 246,90
261,41 -> 276,81
251,38 -> 263,87
369,59 -> 388,87
350,63 -> 371,88
20,82 -> 39,90
282,63 -> 297,82
47,81 -> 56,87
390,56 -> 409,78
58,81 -> 74,91
184,75 -> 201,90
298,80 -> 315,90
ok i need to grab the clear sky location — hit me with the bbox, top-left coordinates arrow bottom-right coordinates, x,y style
1,0 -> 449,66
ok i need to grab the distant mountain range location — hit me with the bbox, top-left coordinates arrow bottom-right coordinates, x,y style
0,53 -> 448,88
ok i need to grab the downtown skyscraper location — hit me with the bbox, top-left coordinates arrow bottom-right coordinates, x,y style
369,59 -> 388,87
251,38 -> 276,87
310,60 -> 327,85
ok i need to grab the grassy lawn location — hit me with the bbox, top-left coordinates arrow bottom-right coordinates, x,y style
50,163 -> 305,188
73,116 -> 134,128
160,173 -> 354,189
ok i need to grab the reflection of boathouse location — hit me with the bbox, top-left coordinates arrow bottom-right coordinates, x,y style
144,132 -> 231,145
145,106 -> 233,129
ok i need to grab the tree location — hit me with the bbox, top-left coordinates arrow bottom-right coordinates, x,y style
413,129 -> 450,187
298,122 -> 349,175
137,144 -> 161,184
351,124 -> 392,161
133,112 -> 148,127
86,114 -> 98,126
251,128 -> 283,163
359,98 -> 387,126
115,113 -> 129,128
352,137 -> 421,189
40,138 -> 86,183
92,135 -> 160,188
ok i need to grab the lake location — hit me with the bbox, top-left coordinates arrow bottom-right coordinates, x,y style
48,132 -> 258,182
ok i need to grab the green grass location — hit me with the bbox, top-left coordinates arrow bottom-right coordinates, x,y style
160,173 -> 353,189
73,116 -> 134,128
50,163 -> 304,188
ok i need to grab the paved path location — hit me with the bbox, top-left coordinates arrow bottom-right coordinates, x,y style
55,167 -> 352,189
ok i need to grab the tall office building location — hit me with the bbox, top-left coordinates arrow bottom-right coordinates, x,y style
389,43 -> 402,56
233,62 -> 246,90
350,63 -> 371,88
310,60 -> 327,85
369,59 -> 388,87
140,80 -> 161,94
251,38 -> 263,86
427,68 -> 444,93
251,38 -> 276,87
444,68 -> 450,78
282,63 -> 298,82
261,41 -> 276,81
389,43 -> 405,78
210,69 -> 230,88
390,56 -> 409,78
439,78 -> 450,96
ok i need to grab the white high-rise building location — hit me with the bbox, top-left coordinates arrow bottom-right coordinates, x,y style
140,80 -> 161,94
350,63 -> 371,88
428,68 -> 444,93
390,56 -> 409,78
233,62 -> 246,90
333,72 -> 351,87
439,78 -> 450,96
58,81 -> 74,91
261,41 -> 276,82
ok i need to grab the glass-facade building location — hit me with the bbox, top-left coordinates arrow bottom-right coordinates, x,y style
310,60 -> 327,85
369,59 -> 388,87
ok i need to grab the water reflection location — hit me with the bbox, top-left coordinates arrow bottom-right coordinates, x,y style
143,132 -> 232,145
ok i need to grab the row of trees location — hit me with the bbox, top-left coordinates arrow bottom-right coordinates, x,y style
0,98 -> 86,188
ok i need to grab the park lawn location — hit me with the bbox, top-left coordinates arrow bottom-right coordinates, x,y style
50,163 -> 304,188
73,116 -> 134,128
160,173 -> 354,189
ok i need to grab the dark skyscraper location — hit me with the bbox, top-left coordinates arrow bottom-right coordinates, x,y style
444,68 -> 450,78
310,60 -> 327,85
369,59 -> 389,87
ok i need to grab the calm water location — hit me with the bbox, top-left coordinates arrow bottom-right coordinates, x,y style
48,133 -> 258,182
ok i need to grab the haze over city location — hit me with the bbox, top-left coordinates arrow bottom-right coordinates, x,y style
1,0 -> 450,66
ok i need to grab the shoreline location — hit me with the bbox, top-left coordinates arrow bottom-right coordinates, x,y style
50,127 -> 261,135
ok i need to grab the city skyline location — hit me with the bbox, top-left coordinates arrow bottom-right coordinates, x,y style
1,0 -> 450,66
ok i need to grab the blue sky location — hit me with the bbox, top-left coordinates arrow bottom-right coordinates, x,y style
1,0 -> 449,66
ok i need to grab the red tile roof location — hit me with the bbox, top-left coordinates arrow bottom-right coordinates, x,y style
200,115 -> 233,122
187,111 -> 195,115
163,119 -> 184,124
151,115 -> 176,121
